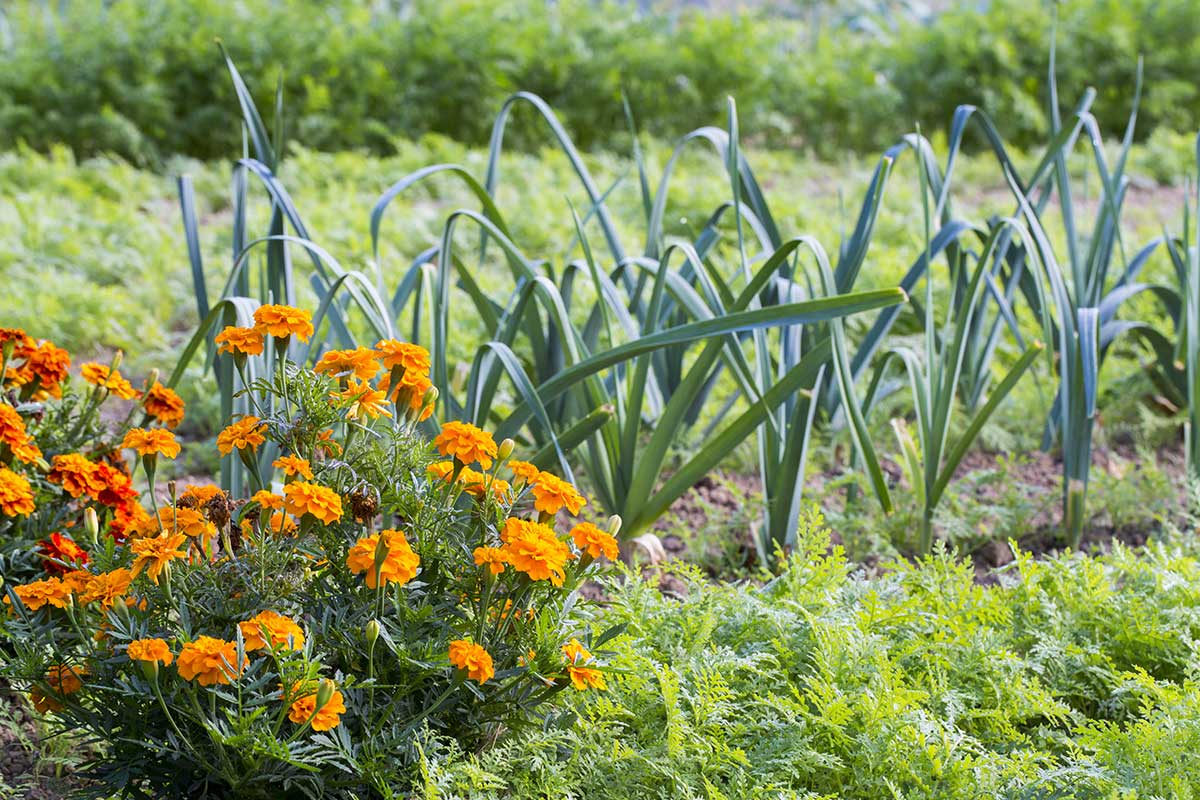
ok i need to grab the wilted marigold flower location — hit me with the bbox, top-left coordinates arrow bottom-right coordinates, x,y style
449,639 -> 494,684
142,382 -> 185,428
240,610 -> 305,652
332,379 -> 392,420
48,453 -> 102,498
80,363 -> 139,400
217,416 -> 266,455
273,455 -> 313,480
0,467 -> 35,516
283,481 -> 342,525
38,532 -> 89,574
288,681 -> 346,731
0,404 -> 42,464
253,304 -> 313,342
434,421 -> 498,469
473,546 -> 508,575
530,471 -> 587,516
562,638 -> 606,691
177,636 -> 246,686
81,568 -> 133,608
128,638 -> 173,666
129,532 -> 189,584
570,522 -> 619,561
314,347 -> 380,381
214,325 -> 265,356
500,517 -> 573,587
346,529 -> 420,589
122,427 -> 181,459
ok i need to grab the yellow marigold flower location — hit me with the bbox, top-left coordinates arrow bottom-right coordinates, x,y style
216,416 -> 267,455
314,347 -> 380,381
122,427 -> 181,459
375,339 -> 431,373
142,382 -> 185,428
214,325 -> 265,356
287,681 -> 346,731
253,304 -> 313,342
434,421 -> 498,469
177,636 -> 246,686
251,489 -> 284,510
129,532 -> 189,584
127,638 -> 173,666
157,506 -> 216,540
0,404 -> 41,465
345,529 -> 420,589
0,467 -> 35,517
239,610 -> 305,652
473,546 -> 508,575
265,511 -> 298,536
570,522 -> 619,561
283,481 -> 342,525
272,455 -> 313,480
81,568 -> 133,608
80,363 -> 139,400
332,379 -> 392,420
499,517 -> 574,587
562,638 -> 606,689
530,471 -> 587,516
3,577 -> 71,611
180,484 -> 223,506
46,453 -> 101,498
448,639 -> 494,684
427,461 -> 455,482
507,460 -> 541,485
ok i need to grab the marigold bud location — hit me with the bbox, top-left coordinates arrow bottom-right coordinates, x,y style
84,507 -> 99,540
315,678 -> 336,711
365,619 -> 381,647
607,515 -> 623,537
497,438 -> 515,462
140,658 -> 159,682
111,350 -> 124,371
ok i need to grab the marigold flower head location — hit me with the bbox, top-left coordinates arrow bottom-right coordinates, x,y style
346,529 -> 420,589
529,471 -> 587,516
265,511 -> 298,536
448,639 -> 494,684
288,681 -> 346,731
272,455 -> 313,479
0,467 -> 35,517
315,429 -> 342,458
142,382 -> 185,428
91,462 -> 138,509
332,379 -> 392,420
507,460 -> 541,485
314,347 -> 380,381
157,506 -> 216,540
45,664 -> 86,696
128,638 -> 173,666
217,416 -> 267,455
81,568 -> 133,608
283,481 -> 342,525
129,532 -> 189,584
179,484 -> 223,506
500,517 -> 573,587
0,327 -> 33,355
214,325 -> 265,356
122,427 -> 181,459
0,404 -> 41,464
240,610 -> 305,652
23,342 -> 71,396
253,305 -> 313,342
38,533 -> 89,574
473,546 -> 508,575
60,569 -> 94,595
80,363 -> 139,400
379,369 -> 434,420
460,469 -> 510,501
561,638 -> 606,690
433,421 -> 498,469
375,339 -> 431,373
251,490 -> 284,510
3,577 -> 72,611
570,522 -> 619,561
47,453 -> 102,498
109,501 -> 150,542
177,636 -> 246,686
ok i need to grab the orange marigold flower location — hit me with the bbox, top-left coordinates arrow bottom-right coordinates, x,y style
0,404 -> 41,465
0,327 -> 33,354
251,490 -> 284,510
177,636 -> 245,686
315,429 -> 342,458
214,325 -> 265,356
562,638 -> 606,690
427,461 -> 455,482
499,517 -> 573,587
287,681 -> 346,731
433,421 -> 497,469
448,639 -> 494,684
239,610 -> 305,652
283,481 -> 342,525
23,342 -> 71,396
81,568 -> 133,608
570,522 -> 619,561
38,533 -> 89,574
460,469 -> 510,501
216,416 -> 266,455
473,546 -> 508,575
156,506 -> 216,540
332,379 -> 392,420
379,369 -> 434,419
142,382 -> 185,428
345,529 -> 420,589
127,638 -> 173,666
48,453 -> 102,498
0,467 -> 35,516
530,471 -> 587,516
122,428 -> 181,459
92,462 -> 138,509
253,305 -> 313,342
180,484 -> 223,506
3,577 -> 71,611
507,460 -> 541,485
129,532 -> 189,584
60,569 -> 94,596
272,455 -> 313,479
265,511 -> 298,536
375,339 -> 431,373
45,663 -> 86,696
80,363 -> 139,400
314,347 -> 380,381
109,501 -> 150,542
